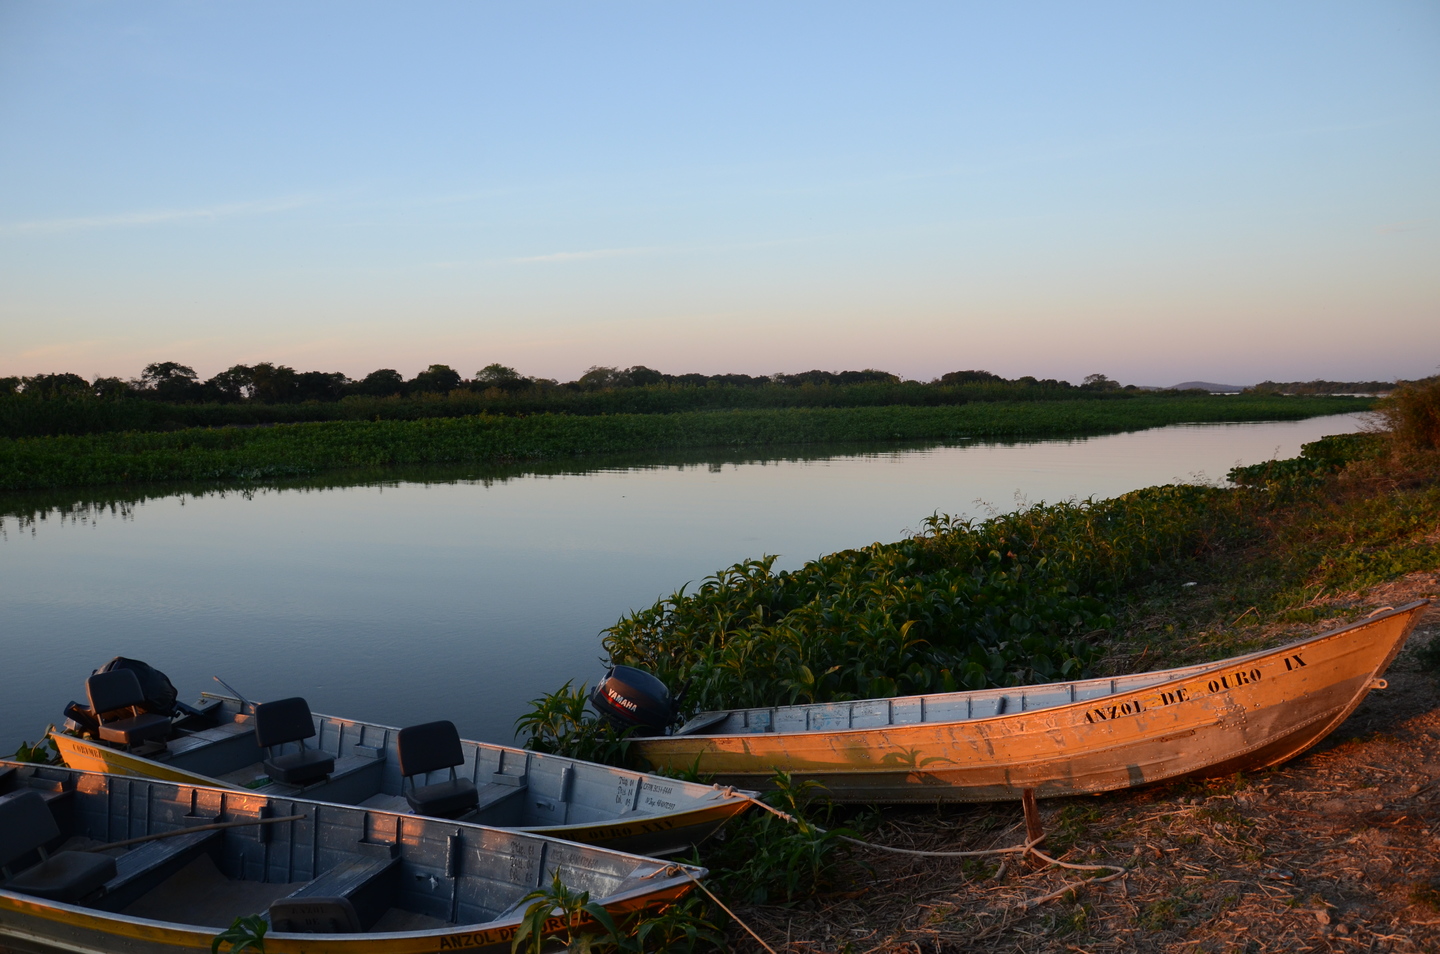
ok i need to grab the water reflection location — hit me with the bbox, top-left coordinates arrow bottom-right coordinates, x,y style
1,439 -> 1013,532
0,415 -> 1365,751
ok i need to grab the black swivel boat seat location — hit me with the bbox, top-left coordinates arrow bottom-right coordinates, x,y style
254,697 -> 334,786
85,669 -> 171,750
0,790 -> 116,903
397,721 -> 479,819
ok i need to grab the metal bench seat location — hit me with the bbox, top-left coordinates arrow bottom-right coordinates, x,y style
0,790 -> 116,904
95,828 -> 224,912
265,855 -> 400,932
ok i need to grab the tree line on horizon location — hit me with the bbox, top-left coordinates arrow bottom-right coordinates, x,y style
1,361 -> 1127,405
1247,378 -> 1400,396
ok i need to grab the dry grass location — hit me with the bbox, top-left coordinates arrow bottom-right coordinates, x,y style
716,579 -> 1440,954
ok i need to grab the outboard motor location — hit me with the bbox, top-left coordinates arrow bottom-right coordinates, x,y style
64,657 -> 188,735
96,657 -> 180,717
590,666 -> 679,736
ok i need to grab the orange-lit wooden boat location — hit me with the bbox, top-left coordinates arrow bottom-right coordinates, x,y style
631,601 -> 1430,803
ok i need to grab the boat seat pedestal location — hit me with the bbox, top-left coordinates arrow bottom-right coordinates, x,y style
407,778 -> 478,819
264,749 -> 335,786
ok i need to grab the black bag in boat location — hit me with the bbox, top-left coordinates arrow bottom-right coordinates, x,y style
95,657 -> 180,717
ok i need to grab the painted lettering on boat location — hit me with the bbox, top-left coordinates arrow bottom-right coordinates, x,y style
1084,699 -> 1144,724
571,815 -> 680,841
1081,662 -> 1269,724
1206,668 -> 1263,694
1283,653 -> 1307,671
66,741 -> 104,760
439,926 -> 507,948
437,916 -> 572,948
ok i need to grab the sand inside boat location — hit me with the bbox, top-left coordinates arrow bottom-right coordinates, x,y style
107,854 -> 451,931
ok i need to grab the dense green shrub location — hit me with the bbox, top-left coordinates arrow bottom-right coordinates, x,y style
597,483 -> 1238,717
1375,376 -> 1440,451
1228,432 -> 1384,487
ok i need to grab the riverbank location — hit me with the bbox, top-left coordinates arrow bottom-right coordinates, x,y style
509,404 -> 1440,949
0,394 -> 1368,492
733,583 -> 1440,953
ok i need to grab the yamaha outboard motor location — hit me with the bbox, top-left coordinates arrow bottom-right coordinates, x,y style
590,666 -> 680,736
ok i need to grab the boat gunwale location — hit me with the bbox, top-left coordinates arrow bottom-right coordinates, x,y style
651,600 -> 1431,744
0,874 -> 699,948
192,694 -> 735,804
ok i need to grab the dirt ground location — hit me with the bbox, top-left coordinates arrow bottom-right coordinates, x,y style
726,573 -> 1440,954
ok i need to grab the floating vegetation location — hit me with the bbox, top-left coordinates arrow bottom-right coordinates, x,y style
0,395 -> 1368,492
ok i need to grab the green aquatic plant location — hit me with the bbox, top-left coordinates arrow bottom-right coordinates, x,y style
512,872 -> 595,954
510,872 -> 722,954
515,682 -> 630,765
211,915 -> 267,954
703,771 -> 854,905
10,734 -> 60,765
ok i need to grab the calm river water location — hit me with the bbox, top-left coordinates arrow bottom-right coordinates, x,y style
0,413 -> 1366,750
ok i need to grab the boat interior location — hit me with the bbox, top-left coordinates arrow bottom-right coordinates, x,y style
674,659 -> 1226,736
63,686 -> 719,830
0,761 -> 687,933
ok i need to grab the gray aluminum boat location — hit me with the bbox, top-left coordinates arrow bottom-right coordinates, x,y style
53,689 -> 751,857
0,760 -> 704,954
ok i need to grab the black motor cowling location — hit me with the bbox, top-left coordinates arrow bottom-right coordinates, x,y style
96,657 -> 180,717
590,666 -> 677,736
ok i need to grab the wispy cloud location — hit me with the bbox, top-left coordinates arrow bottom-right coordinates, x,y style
0,195 -> 319,236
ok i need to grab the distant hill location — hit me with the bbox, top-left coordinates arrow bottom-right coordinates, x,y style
1168,381 -> 1249,393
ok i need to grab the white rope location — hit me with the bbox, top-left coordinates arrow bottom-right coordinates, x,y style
721,786 -> 1127,891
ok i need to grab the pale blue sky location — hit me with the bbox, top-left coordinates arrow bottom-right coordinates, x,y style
2,2 -> 1437,385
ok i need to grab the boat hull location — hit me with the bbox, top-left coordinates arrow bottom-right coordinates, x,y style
632,602 -> 1429,803
0,885 -> 693,954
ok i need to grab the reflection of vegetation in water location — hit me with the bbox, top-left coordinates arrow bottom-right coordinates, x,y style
0,395 -> 1371,493
0,439 -> 976,531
